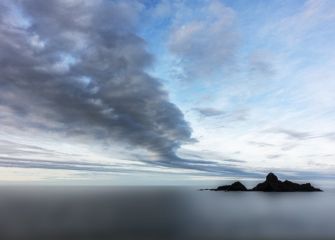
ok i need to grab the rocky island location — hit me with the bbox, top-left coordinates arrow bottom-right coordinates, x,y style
212,173 -> 322,192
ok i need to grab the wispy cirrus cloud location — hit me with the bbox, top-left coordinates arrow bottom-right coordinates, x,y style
193,107 -> 225,117
167,0 -> 238,80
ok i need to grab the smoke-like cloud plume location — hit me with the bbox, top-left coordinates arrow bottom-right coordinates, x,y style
0,0 -> 192,160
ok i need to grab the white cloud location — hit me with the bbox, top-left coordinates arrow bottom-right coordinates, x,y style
167,0 -> 238,80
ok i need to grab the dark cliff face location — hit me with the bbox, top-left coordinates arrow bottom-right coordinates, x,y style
252,173 -> 321,192
266,172 -> 278,182
213,173 -> 322,192
252,173 -> 322,192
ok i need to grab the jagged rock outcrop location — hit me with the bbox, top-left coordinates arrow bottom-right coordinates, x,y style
211,173 -> 322,192
215,181 -> 247,191
252,173 -> 322,192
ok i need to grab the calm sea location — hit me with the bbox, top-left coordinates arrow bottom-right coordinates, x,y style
0,186 -> 334,240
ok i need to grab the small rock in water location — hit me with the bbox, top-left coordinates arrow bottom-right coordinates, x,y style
215,181 -> 247,191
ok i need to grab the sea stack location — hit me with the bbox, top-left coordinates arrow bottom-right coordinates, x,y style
252,172 -> 322,192
215,181 -> 247,191
212,172 -> 322,192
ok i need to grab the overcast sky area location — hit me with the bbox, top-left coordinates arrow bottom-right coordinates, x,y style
0,0 -> 335,184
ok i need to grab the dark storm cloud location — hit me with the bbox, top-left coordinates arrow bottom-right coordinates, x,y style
0,0 -> 192,159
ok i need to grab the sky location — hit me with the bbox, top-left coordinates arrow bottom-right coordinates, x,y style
0,0 -> 335,184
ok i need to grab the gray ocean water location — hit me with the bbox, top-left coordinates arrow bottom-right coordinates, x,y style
0,186 -> 334,240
